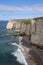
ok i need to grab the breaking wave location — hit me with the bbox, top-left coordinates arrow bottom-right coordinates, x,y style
10,43 -> 28,65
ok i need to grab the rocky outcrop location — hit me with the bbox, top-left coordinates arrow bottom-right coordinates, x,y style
6,20 -> 17,30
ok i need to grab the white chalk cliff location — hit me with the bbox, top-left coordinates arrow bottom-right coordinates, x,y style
6,20 -> 17,30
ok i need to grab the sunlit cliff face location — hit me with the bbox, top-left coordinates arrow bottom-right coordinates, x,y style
31,20 -> 35,25
6,20 -> 17,30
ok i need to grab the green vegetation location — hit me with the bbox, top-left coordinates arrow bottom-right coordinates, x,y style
33,17 -> 43,20
20,19 -> 31,24
10,16 -> 43,23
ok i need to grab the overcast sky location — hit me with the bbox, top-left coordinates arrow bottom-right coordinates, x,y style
0,0 -> 43,20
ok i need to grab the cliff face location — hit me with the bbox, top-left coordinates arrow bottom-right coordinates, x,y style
6,19 -> 35,35
6,20 -> 17,30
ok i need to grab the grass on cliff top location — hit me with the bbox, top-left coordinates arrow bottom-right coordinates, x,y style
33,17 -> 43,20
10,19 -> 31,24
20,19 -> 31,24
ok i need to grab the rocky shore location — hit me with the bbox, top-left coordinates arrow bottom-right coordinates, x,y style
19,36 -> 43,65
19,36 -> 31,65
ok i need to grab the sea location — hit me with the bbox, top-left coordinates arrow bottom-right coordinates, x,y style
0,21 -> 27,65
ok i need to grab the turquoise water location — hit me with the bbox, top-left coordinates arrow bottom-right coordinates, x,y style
0,21 -> 23,65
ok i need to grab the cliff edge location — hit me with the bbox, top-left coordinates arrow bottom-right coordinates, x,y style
6,20 -> 17,30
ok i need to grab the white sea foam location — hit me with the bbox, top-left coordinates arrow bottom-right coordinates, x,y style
10,43 -> 28,65
12,49 -> 28,65
10,43 -> 24,51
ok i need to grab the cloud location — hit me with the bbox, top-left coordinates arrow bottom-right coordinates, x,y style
0,4 -> 43,12
21,4 -> 43,12
31,4 -> 43,12
0,4 -> 24,11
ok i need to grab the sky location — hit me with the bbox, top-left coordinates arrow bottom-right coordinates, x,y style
0,0 -> 43,20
